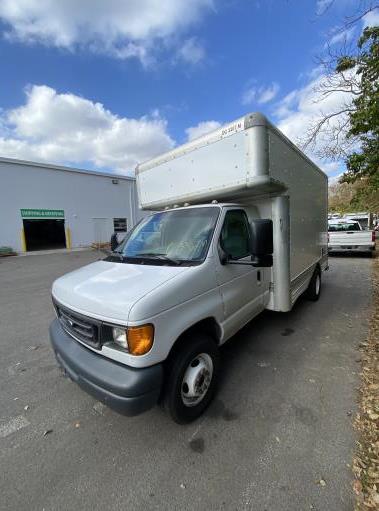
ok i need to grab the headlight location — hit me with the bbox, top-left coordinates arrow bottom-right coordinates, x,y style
112,327 -> 128,350
111,324 -> 154,355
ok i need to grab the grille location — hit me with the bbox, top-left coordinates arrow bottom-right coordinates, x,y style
55,303 -> 100,349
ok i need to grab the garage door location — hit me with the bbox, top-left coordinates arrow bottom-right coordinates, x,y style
23,219 -> 66,251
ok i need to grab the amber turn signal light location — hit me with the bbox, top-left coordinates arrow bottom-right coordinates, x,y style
127,324 -> 154,355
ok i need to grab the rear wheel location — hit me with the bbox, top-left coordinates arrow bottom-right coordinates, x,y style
163,334 -> 220,424
305,266 -> 321,301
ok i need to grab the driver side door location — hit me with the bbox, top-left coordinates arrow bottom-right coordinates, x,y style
214,209 -> 266,339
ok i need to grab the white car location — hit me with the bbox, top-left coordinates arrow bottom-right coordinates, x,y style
328,220 -> 376,255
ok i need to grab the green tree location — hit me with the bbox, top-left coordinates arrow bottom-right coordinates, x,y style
303,5 -> 379,211
338,26 -> 379,190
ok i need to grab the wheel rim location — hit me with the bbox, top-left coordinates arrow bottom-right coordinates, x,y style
315,275 -> 321,295
181,353 -> 213,407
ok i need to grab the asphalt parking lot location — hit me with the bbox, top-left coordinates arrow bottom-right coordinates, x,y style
0,250 -> 373,511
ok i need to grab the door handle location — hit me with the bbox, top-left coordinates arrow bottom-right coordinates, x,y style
257,270 -> 261,282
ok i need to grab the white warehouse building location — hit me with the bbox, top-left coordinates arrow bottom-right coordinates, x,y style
0,156 -> 142,253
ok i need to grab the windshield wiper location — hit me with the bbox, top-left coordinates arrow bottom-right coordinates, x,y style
113,251 -> 126,261
134,252 -> 182,265
101,248 -> 125,261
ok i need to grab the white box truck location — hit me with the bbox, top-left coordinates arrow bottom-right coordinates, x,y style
50,112 -> 328,423
343,212 -> 374,230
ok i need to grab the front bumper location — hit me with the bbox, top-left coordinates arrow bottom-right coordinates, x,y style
50,319 -> 163,416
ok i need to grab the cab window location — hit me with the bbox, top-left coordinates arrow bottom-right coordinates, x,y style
220,210 -> 250,260
328,222 -> 360,232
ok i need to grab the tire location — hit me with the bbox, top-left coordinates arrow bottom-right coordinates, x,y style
163,333 -> 220,424
305,266 -> 321,301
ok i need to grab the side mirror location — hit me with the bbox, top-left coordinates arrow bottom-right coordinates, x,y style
250,219 -> 273,267
110,233 -> 118,252
218,245 -> 229,265
251,254 -> 273,267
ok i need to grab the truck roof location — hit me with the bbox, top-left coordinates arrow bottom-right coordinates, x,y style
156,202 -> 241,213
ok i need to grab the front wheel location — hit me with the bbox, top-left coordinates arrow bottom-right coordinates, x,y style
305,266 -> 321,301
163,334 -> 220,424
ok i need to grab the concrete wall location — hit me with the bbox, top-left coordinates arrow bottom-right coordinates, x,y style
0,158 -> 142,252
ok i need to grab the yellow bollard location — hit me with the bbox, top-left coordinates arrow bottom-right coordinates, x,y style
65,227 -> 72,249
20,228 -> 27,252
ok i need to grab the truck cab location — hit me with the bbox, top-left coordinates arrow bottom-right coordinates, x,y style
51,203 -> 275,423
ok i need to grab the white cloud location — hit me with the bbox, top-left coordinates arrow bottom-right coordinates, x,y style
317,160 -> 343,176
242,82 -> 280,105
0,0 -> 213,65
272,68 -> 358,177
274,71 -> 353,144
328,172 -> 344,185
177,38 -> 205,65
185,120 -> 221,141
363,8 -> 379,27
327,26 -> 355,46
271,6 -> 376,178
322,161 -> 340,175
257,83 -> 280,104
0,85 -> 174,174
316,0 -> 334,15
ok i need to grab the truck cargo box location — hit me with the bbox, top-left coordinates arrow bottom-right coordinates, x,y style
136,112 -> 326,211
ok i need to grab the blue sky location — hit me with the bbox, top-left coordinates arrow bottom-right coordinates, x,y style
0,0 -> 377,177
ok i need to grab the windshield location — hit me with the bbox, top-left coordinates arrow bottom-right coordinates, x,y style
114,207 -> 220,265
328,222 -> 361,232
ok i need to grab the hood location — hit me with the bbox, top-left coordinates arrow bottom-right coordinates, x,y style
52,260 -> 189,322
